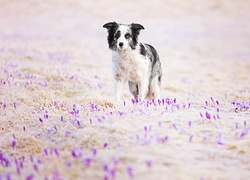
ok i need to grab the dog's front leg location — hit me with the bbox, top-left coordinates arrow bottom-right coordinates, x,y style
138,79 -> 148,101
114,80 -> 124,102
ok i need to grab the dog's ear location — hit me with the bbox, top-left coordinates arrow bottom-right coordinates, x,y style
130,23 -> 145,31
103,22 -> 118,31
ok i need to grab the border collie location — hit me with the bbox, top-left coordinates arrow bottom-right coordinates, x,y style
103,22 -> 162,102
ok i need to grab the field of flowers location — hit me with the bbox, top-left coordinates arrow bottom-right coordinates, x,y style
0,1 -> 250,179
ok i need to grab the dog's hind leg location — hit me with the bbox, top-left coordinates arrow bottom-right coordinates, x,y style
128,81 -> 139,100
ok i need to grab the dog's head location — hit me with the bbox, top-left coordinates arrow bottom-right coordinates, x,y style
103,22 -> 144,51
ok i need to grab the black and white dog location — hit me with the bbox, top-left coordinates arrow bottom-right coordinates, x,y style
103,22 -> 162,102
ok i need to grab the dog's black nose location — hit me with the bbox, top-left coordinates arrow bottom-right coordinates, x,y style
119,42 -> 124,47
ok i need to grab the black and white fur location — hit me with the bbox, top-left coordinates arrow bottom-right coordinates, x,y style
103,22 -> 162,102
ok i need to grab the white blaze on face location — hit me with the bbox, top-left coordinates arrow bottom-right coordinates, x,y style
116,25 -> 130,50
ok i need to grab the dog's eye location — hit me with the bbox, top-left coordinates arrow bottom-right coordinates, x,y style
115,31 -> 121,39
125,33 -> 131,39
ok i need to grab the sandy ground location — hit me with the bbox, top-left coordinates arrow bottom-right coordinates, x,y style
0,0 -> 250,179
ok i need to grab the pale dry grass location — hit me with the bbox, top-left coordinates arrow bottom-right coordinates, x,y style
1,1 -> 250,180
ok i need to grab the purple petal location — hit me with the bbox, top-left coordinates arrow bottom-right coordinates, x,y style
240,129 -> 249,137
189,135 -> 193,142
44,148 -> 48,156
103,164 -> 109,172
84,158 -> 92,166
110,169 -> 116,178
13,101 -> 18,109
146,160 -> 152,168
26,174 -> 35,180
205,112 -> 211,120
217,133 -> 223,145
217,140 -> 223,145
30,155 -> 34,162
44,114 -> 49,119
104,142 -> 108,148
210,97 -> 214,103
98,83 -> 104,89
92,148 -> 97,156
65,130 -> 71,137
3,103 -> 6,110
6,173 -> 11,180
12,140 -> 16,149
33,164 -> 38,172
66,160 -> 72,167
173,123 -> 177,130
39,118 -> 43,123
158,121 -> 162,127
71,148 -> 83,159
127,165 -> 133,178
54,148 -> 60,157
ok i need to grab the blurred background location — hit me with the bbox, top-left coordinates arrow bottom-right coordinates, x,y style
0,0 -> 249,42
0,0 -> 249,100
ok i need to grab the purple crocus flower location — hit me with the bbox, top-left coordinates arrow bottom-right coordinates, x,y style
12,140 -> 16,149
110,169 -> 116,179
240,128 -> 250,137
205,112 -> 211,120
98,83 -> 104,89
33,164 -> 38,172
65,130 -> 71,137
189,135 -> 193,142
3,103 -> 6,110
13,101 -> 18,109
54,148 -> 60,157
84,158 -> 92,166
71,148 -> 83,159
104,142 -> 108,148
66,160 -> 72,167
188,121 -> 192,128
146,160 -> 152,168
92,148 -> 97,156
103,164 -> 109,172
26,174 -> 35,180
127,165 -> 133,178
217,133 -> 223,145
210,97 -> 214,104
44,148 -> 48,156
235,123 -> 238,129
173,123 -> 177,130
39,118 -> 43,123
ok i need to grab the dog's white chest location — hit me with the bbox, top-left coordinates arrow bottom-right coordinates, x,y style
112,51 -> 149,82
